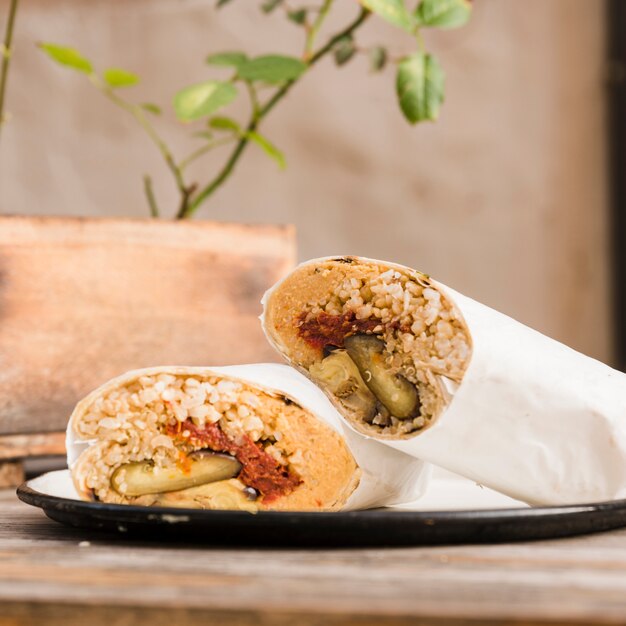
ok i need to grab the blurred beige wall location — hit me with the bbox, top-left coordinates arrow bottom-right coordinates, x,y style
0,0 -> 611,361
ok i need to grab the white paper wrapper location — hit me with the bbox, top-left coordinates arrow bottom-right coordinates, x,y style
66,363 -> 428,511
261,257 -> 626,506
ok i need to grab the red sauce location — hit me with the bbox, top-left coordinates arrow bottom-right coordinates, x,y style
297,312 -> 413,351
167,419 -> 301,503
297,311 -> 380,350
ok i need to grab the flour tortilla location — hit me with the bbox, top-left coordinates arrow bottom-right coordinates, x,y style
262,256 -> 626,505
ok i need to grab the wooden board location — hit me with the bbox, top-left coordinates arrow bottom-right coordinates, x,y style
0,432 -> 65,488
0,462 -> 24,489
0,432 -> 65,460
1,490 -> 626,625
0,215 -> 295,436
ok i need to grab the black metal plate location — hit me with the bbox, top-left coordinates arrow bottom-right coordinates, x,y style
16,474 -> 626,547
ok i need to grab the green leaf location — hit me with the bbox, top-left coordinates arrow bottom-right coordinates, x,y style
216,0 -> 234,7
415,0 -> 471,29
209,116 -> 242,133
173,80 -> 238,121
103,67 -> 140,88
38,43 -> 93,74
261,0 -> 282,12
247,131 -> 286,169
358,0 -> 416,33
369,46 -> 387,72
333,36 -> 357,66
206,51 -> 248,68
287,9 -> 307,25
237,55 -> 307,83
396,52 -> 445,124
140,103 -> 162,115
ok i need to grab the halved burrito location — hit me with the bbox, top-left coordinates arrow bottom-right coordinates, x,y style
67,363 -> 427,511
262,256 -> 626,505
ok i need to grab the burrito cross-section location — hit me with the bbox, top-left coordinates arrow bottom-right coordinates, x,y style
67,364 -> 428,511
68,366 -> 361,511
262,256 -> 472,439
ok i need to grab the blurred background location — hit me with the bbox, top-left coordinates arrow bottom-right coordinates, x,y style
0,0 -> 613,362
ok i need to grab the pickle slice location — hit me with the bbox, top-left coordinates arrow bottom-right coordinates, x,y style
111,453 -> 242,496
344,334 -> 420,419
152,479 -> 258,512
309,349 -> 377,420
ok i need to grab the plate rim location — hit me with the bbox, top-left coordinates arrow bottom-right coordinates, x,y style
16,472 -> 626,523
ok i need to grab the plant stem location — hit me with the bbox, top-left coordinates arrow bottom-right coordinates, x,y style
415,29 -> 425,53
180,6 -> 370,219
304,0 -> 333,60
143,174 -> 159,217
177,135 -> 249,219
177,182 -> 197,219
179,136 -> 236,171
245,80 -> 261,120
0,0 -> 19,140
107,89 -> 185,190
91,75 -> 192,216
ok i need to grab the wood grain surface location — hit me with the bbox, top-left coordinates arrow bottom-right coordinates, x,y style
0,216 -> 295,436
1,490 -> 626,626
0,462 -> 24,489
0,432 -> 65,460
0,433 -> 66,487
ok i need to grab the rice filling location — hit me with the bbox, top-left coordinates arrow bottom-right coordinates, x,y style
72,373 -> 314,507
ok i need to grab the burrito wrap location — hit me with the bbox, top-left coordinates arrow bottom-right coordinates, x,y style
262,256 -> 626,505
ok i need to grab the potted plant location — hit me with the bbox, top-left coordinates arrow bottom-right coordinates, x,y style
0,0 -> 472,483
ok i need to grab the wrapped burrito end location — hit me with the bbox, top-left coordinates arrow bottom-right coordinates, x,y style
263,256 -> 626,506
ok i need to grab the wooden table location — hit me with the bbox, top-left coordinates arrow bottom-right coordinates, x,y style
2,488 -> 626,626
